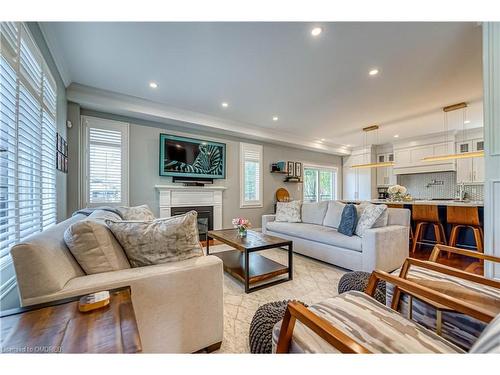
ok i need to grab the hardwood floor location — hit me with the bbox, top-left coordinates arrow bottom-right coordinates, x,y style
410,245 -> 483,275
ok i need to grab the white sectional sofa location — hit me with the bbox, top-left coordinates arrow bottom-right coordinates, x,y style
10,214 -> 224,353
262,201 -> 410,272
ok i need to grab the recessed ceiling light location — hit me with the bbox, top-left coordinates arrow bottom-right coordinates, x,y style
149,82 -> 158,89
311,27 -> 322,36
321,138 -> 326,141
369,69 -> 379,76
394,134 -> 399,138
221,102 -> 229,108
464,120 -> 471,124
272,116 -> 279,122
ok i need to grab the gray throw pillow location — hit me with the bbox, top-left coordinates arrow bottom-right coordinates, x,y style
64,210 -> 130,274
301,201 -> 328,225
275,200 -> 302,223
117,204 -> 156,221
106,211 -> 203,267
323,201 -> 345,228
355,204 -> 388,237
338,204 -> 358,237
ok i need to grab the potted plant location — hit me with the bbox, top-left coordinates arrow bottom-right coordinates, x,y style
232,217 -> 251,238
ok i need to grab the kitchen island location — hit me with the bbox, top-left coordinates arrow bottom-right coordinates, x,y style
368,199 -> 484,207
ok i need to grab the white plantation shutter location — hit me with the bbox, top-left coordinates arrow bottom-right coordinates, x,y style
240,142 -> 263,208
82,116 -> 129,207
0,22 -> 57,262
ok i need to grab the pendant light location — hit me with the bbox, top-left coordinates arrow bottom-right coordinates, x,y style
423,102 -> 484,162
351,125 -> 396,169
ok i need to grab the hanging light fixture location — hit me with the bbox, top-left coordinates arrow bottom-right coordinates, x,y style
351,125 -> 395,169
423,102 -> 484,162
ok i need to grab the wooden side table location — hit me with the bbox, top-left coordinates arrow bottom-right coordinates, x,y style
0,286 -> 142,353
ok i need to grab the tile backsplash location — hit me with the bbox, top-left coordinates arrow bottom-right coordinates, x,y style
397,171 -> 484,201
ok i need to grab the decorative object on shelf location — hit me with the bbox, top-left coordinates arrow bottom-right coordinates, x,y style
271,161 -> 287,173
284,176 -> 302,183
351,125 -> 396,169
275,188 -> 291,202
56,132 -> 68,174
232,217 -> 251,238
388,184 -> 408,201
286,161 -> 295,176
294,162 -> 302,178
423,102 -> 484,162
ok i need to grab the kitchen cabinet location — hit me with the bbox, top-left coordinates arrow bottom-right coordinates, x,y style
456,139 -> 485,184
393,140 -> 456,175
343,151 -> 374,200
376,153 -> 396,186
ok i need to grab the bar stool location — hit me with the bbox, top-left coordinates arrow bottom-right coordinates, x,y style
447,206 -> 483,253
411,205 -> 446,253
387,203 -> 413,242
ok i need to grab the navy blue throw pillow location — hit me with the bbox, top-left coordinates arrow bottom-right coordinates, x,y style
338,204 -> 358,237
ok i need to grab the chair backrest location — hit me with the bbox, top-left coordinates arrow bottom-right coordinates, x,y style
469,313 -> 500,353
446,206 -> 481,226
10,214 -> 87,304
412,205 -> 440,223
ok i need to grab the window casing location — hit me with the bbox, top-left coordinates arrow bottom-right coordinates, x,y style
81,116 -> 129,207
0,22 -> 57,265
240,143 -> 263,208
303,165 -> 338,203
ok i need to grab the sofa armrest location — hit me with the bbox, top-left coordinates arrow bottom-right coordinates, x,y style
22,256 -> 224,353
262,214 -> 276,234
361,225 -> 409,273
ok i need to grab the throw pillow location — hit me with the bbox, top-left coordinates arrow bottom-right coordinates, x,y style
323,201 -> 345,228
275,200 -> 302,223
105,211 -> 203,267
301,201 -> 328,225
64,210 -> 131,274
355,204 -> 388,237
117,204 -> 156,221
337,204 -> 358,236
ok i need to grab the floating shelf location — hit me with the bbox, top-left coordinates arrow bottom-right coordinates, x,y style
270,170 -> 288,174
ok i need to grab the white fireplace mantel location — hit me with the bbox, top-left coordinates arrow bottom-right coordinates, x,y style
155,184 -> 227,229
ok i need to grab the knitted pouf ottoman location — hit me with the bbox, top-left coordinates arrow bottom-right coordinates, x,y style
249,300 -> 307,354
338,271 -> 386,304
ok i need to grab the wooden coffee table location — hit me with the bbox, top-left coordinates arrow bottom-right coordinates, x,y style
207,229 -> 293,293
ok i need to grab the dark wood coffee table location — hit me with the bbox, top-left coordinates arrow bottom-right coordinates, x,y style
207,229 -> 293,293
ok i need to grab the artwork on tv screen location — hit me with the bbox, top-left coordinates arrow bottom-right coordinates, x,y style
159,134 -> 226,179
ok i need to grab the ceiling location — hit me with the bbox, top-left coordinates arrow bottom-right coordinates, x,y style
41,22 -> 483,152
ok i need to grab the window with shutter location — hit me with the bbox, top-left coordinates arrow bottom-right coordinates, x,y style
0,22 -> 57,265
240,143 -> 263,208
82,116 -> 129,207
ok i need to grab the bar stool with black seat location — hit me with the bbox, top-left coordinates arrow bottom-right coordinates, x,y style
411,205 -> 446,254
447,206 -> 483,254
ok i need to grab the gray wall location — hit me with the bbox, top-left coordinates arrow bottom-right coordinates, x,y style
74,109 -> 342,228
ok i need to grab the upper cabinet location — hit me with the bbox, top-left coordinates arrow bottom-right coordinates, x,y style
376,153 -> 396,186
456,138 -> 484,184
393,140 -> 456,175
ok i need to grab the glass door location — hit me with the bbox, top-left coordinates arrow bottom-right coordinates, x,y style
303,166 -> 337,202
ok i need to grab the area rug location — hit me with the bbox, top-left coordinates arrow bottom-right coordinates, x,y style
206,244 -> 346,353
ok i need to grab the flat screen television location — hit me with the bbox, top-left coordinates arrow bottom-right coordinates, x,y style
159,134 -> 226,179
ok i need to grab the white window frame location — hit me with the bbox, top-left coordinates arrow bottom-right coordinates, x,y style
240,142 -> 263,208
80,116 -> 129,208
302,164 -> 338,202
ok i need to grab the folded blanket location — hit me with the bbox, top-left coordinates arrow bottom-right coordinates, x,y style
73,206 -> 124,219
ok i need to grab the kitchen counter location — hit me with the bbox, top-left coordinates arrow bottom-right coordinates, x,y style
342,199 -> 484,207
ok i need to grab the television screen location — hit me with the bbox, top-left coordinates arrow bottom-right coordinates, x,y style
159,134 -> 226,179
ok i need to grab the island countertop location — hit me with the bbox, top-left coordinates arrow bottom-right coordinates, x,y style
342,199 -> 484,207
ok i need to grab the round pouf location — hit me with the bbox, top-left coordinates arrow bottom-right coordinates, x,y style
249,300 -> 307,354
338,271 -> 386,304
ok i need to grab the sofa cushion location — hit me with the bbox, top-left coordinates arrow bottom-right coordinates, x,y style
355,204 -> 388,237
64,210 -> 131,275
338,204 -> 358,236
323,201 -> 345,228
275,200 -> 302,223
106,211 -> 203,267
265,221 -> 362,251
117,204 -> 156,221
301,201 -> 328,225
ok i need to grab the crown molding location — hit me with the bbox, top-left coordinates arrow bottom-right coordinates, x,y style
67,83 -> 351,156
38,22 -> 72,87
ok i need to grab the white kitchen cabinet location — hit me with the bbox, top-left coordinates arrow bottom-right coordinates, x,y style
376,153 -> 396,186
393,140 -> 455,174
343,151 -> 375,200
456,139 -> 484,184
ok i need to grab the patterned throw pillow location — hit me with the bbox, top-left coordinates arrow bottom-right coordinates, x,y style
117,204 -> 156,221
338,204 -> 358,236
355,204 -> 388,237
275,200 -> 302,223
105,211 -> 203,267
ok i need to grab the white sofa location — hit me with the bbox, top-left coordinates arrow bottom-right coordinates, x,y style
10,214 -> 224,353
262,201 -> 410,272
